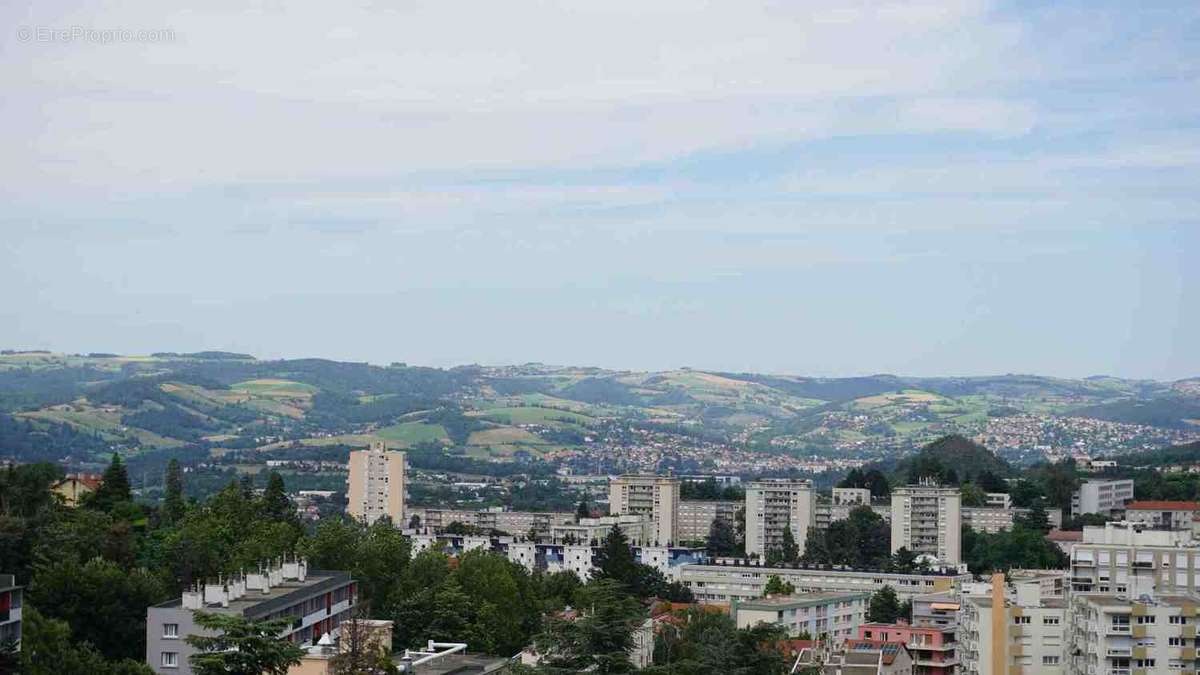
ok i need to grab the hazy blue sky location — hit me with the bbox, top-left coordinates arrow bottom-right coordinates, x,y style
2,1 -> 1197,379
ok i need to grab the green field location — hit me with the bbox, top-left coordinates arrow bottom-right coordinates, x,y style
231,379 -> 318,397
470,406 -> 594,427
376,421 -> 449,445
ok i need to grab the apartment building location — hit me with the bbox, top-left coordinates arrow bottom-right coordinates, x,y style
679,561 -> 969,604
959,575 -> 1067,675
551,515 -> 653,545
1123,500 -> 1200,538
985,492 -> 1012,509
961,507 -> 1014,534
346,441 -> 406,525
856,622 -> 957,675
1071,478 -> 1134,517
474,507 -> 575,537
676,499 -> 740,543
912,590 -> 960,630
890,483 -> 962,565
745,479 -> 815,559
0,574 -> 21,649
822,640 -> 913,675
734,592 -> 867,642
1067,593 -> 1200,675
146,560 -> 356,675
1069,522 -> 1198,596
608,475 -> 681,545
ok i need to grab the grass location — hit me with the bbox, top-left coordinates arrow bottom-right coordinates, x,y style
470,406 -> 594,427
18,403 -> 185,449
376,422 -> 449,445
467,427 -> 547,446
231,379 -> 318,397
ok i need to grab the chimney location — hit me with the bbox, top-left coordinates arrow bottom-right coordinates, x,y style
204,582 -> 227,606
298,558 -> 308,582
991,573 -> 1006,675
182,587 -> 203,610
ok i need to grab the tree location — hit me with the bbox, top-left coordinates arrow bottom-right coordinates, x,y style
643,607 -> 788,675
330,612 -> 399,675
408,514 -> 421,529
260,471 -> 294,523
1018,498 -> 1051,533
763,575 -> 795,597
890,547 -> 917,573
960,482 -> 986,507
533,579 -> 644,674
19,607 -> 154,675
897,599 -> 913,623
187,612 -> 305,675
867,586 -> 901,623
162,459 -> 185,524
90,453 -> 132,511
706,516 -> 738,557
576,498 -> 591,522
779,527 -> 799,565
592,524 -> 639,590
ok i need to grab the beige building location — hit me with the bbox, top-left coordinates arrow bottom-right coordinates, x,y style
346,442 -> 406,525
890,483 -> 961,565
734,591 -> 867,641
676,499 -> 740,543
959,575 -> 1067,675
679,562 -> 968,604
551,515 -> 653,545
51,473 -> 102,507
608,475 -> 680,545
1067,593 -> 1200,675
961,506 -> 1014,534
1069,522 -> 1199,596
745,479 -> 814,559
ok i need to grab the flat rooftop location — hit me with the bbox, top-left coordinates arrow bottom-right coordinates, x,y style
154,571 -> 352,617
738,591 -> 867,611
408,653 -> 511,674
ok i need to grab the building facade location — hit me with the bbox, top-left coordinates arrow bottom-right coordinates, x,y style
608,475 -> 681,545
959,576 -> 1067,675
1067,593 -> 1200,675
733,592 -> 867,642
856,622 -> 958,675
346,441 -> 406,525
0,574 -> 21,649
1069,522 -> 1198,596
1071,478 -> 1134,517
146,561 -> 356,675
745,479 -> 814,559
551,515 -> 653,545
679,562 -> 969,604
890,483 -> 962,565
1122,500 -> 1200,538
676,499 -> 740,544
961,507 -> 1014,534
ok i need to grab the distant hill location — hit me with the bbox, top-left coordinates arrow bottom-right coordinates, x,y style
893,434 -> 1013,484
1115,440 -> 1200,467
1069,396 -> 1200,430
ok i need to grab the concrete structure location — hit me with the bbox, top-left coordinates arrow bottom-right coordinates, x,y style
1122,500 -> 1200,538
550,515 -> 652,545
911,590 -> 960,630
679,562 -> 969,604
608,475 -> 680,545
346,441 -> 406,525
822,640 -> 913,675
734,592 -> 867,641
410,507 -> 575,537
985,492 -> 1012,509
50,473 -> 103,507
961,506 -> 1014,533
1067,592 -> 1200,675
146,560 -> 356,675
856,622 -> 957,675
0,574 -> 21,649
745,479 -> 814,559
959,575 -> 1067,675
890,483 -> 962,565
1046,529 -> 1083,556
1069,521 -> 1198,595
1071,478 -> 1134,517
676,499 -> 740,543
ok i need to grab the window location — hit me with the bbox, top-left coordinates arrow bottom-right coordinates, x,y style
161,652 -> 179,668
1042,655 -> 1061,665
1170,637 -> 1185,646
1014,616 -> 1031,624
162,623 -> 179,638
1043,616 -> 1060,625
1135,659 -> 1156,668
1171,616 -> 1188,625
1137,615 -> 1156,624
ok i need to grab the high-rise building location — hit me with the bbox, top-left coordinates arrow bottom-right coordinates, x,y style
959,574 -> 1067,675
676,499 -> 740,543
745,479 -> 814,559
1068,521 -> 1198,595
1071,478 -> 1134,517
608,475 -> 680,545
346,441 -> 406,525
1067,592 -> 1199,675
890,482 -> 962,565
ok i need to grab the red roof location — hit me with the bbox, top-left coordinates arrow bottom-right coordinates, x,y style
1125,501 -> 1200,511
1046,529 -> 1083,542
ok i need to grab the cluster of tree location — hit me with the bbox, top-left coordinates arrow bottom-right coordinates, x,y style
680,478 -> 745,501
122,404 -> 216,442
0,412 -> 112,463
835,467 -> 891,497
865,585 -> 911,624
798,507 -> 890,569
960,522 -> 1067,575
898,435 -> 1013,486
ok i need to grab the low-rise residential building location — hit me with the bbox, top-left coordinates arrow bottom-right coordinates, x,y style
550,515 -> 653,546
961,507 -> 1014,533
146,560 -> 356,675
959,575 -> 1067,675
856,622 -> 957,675
985,492 -> 1012,509
0,574 -> 21,649
1071,478 -> 1134,517
50,473 -> 103,507
1046,529 -> 1083,556
1069,521 -> 1198,595
733,592 -> 867,642
411,507 -> 575,536
679,562 -> 969,604
822,640 -> 913,675
911,590 -> 960,630
676,499 -> 740,544
1122,500 -> 1200,538
1067,593 -> 1200,675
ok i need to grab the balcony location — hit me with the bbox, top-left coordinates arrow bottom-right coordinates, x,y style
1106,648 -> 1132,657
1107,624 -> 1131,635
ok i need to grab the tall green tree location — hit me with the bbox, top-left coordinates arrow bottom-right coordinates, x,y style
90,453 -> 132,511
866,585 -> 901,623
576,498 -> 591,522
763,575 -> 795,597
533,579 -> 644,674
260,471 -> 293,523
162,459 -> 185,524
187,612 -> 304,675
706,516 -> 738,557
19,607 -> 154,675
592,524 -> 639,590
645,607 -> 788,675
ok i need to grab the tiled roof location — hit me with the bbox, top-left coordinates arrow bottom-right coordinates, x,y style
1125,500 -> 1200,511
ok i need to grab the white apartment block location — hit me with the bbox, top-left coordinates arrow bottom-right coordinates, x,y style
678,562 -> 969,603
676,499 -> 740,543
733,591 -> 867,642
1123,500 -> 1200,539
551,515 -> 652,546
745,479 -> 814,559
986,492 -> 1013,509
962,507 -> 1015,534
959,576 -> 1067,675
1071,478 -> 1134,517
1069,522 -> 1199,596
890,483 -> 962,565
608,475 -> 680,545
346,442 -> 406,525
1067,593 -> 1200,675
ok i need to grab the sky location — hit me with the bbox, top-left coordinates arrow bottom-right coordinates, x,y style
1,1 -> 1197,380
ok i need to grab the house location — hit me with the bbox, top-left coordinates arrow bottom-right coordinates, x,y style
51,473 -> 103,507
823,639 -> 913,675
1121,500 -> 1200,538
